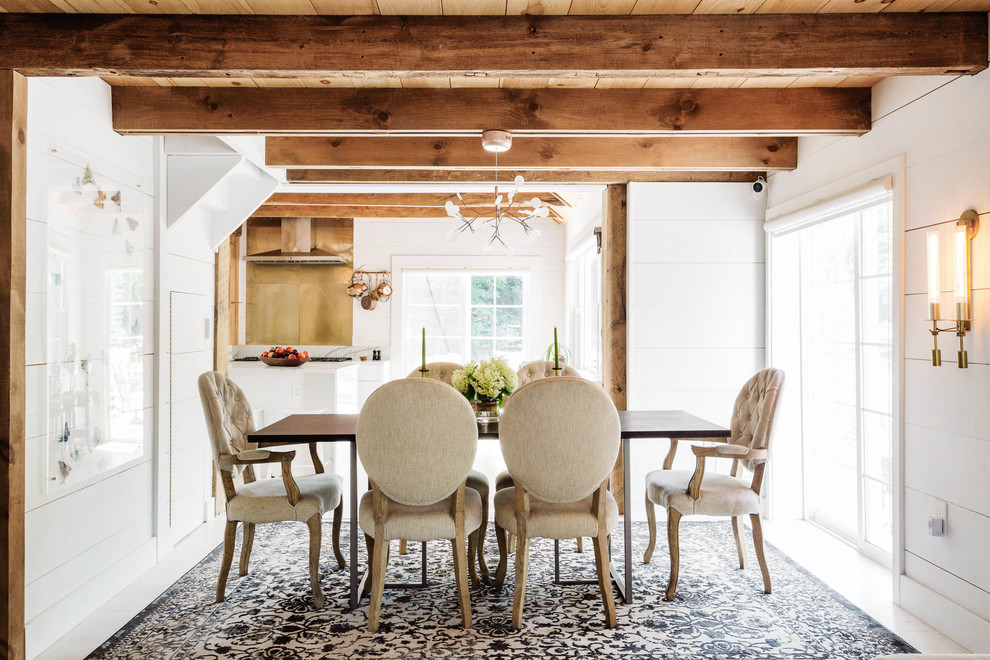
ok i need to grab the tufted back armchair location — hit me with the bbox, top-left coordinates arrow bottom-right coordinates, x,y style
199,370 -> 257,479
727,368 -> 785,472
515,360 -> 581,387
407,361 -> 463,386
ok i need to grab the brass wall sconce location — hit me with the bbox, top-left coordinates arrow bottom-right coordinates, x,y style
926,209 -> 980,368
347,267 -> 391,311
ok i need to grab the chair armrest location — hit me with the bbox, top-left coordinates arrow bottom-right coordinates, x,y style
686,445 -> 767,500
663,436 -> 733,470
690,444 -> 767,461
219,450 -> 301,506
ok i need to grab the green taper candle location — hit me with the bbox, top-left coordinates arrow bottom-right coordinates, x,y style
554,326 -> 559,369
422,327 -> 426,373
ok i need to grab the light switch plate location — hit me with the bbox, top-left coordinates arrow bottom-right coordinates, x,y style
934,500 -> 947,519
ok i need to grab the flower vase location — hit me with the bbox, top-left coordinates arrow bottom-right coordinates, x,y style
472,399 -> 500,425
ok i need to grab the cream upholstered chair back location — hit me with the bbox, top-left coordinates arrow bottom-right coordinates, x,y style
515,360 -> 581,387
358,378 -> 478,506
500,376 -> 620,504
199,371 -> 257,477
406,361 -> 463,386
728,367 -> 785,472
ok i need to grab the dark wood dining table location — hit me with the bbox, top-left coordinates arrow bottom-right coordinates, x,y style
248,409 -> 730,610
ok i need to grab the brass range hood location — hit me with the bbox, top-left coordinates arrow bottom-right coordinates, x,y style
245,217 -> 347,265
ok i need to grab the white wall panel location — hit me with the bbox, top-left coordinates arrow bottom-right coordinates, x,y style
904,487 -> 990,594
630,304 -> 764,349
630,220 -> 765,264
903,359 -> 990,440
629,263 -> 764,308
904,423 -> 990,518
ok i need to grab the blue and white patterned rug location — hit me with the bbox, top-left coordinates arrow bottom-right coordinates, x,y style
88,521 -> 915,659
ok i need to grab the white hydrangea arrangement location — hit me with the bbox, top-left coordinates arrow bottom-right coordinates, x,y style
452,356 -> 518,404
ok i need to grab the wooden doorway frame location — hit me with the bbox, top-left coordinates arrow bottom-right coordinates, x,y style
602,184 -> 628,513
1,68 -> 28,660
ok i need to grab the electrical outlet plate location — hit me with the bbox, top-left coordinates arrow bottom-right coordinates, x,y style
935,500 -> 947,519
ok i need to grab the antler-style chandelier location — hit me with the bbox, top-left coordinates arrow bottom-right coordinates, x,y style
444,130 -> 548,249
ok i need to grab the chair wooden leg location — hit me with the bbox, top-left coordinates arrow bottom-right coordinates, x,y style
494,522 -> 508,590
452,533 -> 472,628
399,539 -> 408,555
511,533 -> 530,630
368,532 -> 389,632
216,521 -> 238,603
750,513 -> 772,594
238,522 -> 255,577
592,530 -> 617,628
362,534 -> 375,598
507,533 -> 515,554
331,501 -> 345,570
576,537 -> 583,553
665,508 -> 682,602
467,530 -> 480,588
306,514 -> 325,608
644,493 -> 657,564
732,516 -> 747,569
478,498 -> 490,582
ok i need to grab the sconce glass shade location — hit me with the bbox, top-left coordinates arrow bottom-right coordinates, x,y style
952,223 -> 970,315
926,229 -> 940,318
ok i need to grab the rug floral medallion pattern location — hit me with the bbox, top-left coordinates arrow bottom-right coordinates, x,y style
89,522 -> 915,659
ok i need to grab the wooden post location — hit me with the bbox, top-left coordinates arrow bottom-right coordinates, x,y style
211,233 -> 234,517
602,184 -> 627,514
0,69 -> 28,660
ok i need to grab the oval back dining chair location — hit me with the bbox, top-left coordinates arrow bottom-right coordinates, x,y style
198,371 -> 345,607
497,360 -> 586,554
643,367 -> 785,601
405,362 -> 492,585
494,376 -> 621,629
357,377 -> 482,632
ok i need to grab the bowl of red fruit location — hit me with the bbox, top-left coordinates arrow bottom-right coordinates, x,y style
260,346 -> 310,367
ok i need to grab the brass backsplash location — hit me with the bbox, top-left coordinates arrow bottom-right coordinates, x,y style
245,218 -> 354,345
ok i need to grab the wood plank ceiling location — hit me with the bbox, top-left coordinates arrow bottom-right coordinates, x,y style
2,4 -> 986,213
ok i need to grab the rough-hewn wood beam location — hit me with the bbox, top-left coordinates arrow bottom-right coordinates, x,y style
0,69 -> 27,660
265,192 -> 565,207
254,205 -> 538,219
1,14 -> 985,78
602,184 -> 627,515
286,169 -> 765,184
266,136 -> 797,171
110,87 -> 872,136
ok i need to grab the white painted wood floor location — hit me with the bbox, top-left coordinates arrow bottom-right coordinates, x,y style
35,510 -> 969,659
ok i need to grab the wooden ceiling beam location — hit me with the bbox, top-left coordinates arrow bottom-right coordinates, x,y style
285,169 -> 766,184
110,87 -> 872,136
1,14 -> 985,78
253,204 -> 559,219
265,192 -> 564,207
266,135 -> 797,171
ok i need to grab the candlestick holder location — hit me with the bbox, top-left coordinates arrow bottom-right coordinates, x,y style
552,367 -> 563,376
419,368 -> 430,378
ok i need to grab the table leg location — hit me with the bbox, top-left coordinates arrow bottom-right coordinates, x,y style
349,441 -> 359,611
610,436 -> 633,604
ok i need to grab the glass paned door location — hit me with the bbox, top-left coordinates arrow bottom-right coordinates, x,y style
797,196 -> 893,559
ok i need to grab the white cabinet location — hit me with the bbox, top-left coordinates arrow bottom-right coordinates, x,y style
357,361 -> 390,410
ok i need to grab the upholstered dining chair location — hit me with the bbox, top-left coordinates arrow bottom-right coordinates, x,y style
643,367 -> 785,601
515,359 -> 581,387
405,362 -> 492,585
198,371 -> 345,607
357,377 -> 482,632
496,360 -> 585,554
494,376 -> 621,629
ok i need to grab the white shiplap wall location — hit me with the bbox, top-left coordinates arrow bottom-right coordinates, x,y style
767,72 -> 990,651
625,182 -> 767,519
23,78 -> 158,657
